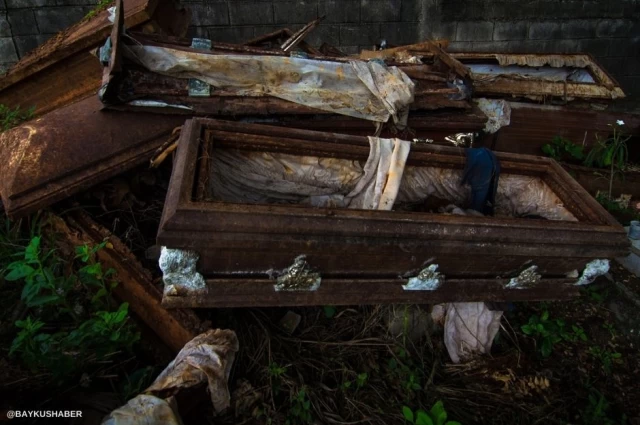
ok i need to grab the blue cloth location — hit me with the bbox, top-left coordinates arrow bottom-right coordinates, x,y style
461,148 -> 500,215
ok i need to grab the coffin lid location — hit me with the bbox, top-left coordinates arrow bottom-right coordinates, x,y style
0,96 -> 185,218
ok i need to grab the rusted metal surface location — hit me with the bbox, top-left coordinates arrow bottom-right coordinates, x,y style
0,0 -> 190,116
101,31 -> 473,116
453,53 -> 624,100
281,17 -> 324,52
0,96 -> 185,218
156,119 -> 628,308
48,211 -> 204,352
479,102 -> 640,156
360,40 -> 469,79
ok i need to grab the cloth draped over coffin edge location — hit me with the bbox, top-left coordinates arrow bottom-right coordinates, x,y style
123,45 -> 415,124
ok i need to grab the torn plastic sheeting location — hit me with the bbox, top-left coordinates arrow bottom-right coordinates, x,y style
159,247 -> 206,297
575,259 -> 610,286
443,302 -> 503,363
123,45 -> 415,123
102,329 -> 239,425
474,98 -> 511,134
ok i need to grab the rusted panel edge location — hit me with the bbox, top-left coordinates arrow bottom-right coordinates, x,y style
453,52 -> 624,98
161,279 -> 580,308
0,0 -> 159,92
48,211 -> 204,352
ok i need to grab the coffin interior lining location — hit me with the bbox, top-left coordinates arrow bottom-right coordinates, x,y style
205,149 -> 577,222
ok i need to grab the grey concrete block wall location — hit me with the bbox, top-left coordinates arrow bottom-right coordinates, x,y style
0,0 -> 639,101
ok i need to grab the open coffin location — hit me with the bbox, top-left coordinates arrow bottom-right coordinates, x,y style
157,119 -> 629,308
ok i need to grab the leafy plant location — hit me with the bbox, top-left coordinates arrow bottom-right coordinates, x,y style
286,388 -> 313,425
342,372 -> 369,392
542,136 -> 585,163
602,322 -> 617,339
0,104 -> 35,131
521,311 -> 586,357
323,305 -> 336,319
1,225 -> 139,382
584,121 -> 631,200
388,348 -> 423,397
402,401 -> 461,425
582,389 -> 626,425
588,347 -> 622,374
582,283 -> 610,304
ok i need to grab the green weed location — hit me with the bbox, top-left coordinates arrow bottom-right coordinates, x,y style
1,218 -> 139,383
542,136 -> 585,163
521,311 -> 587,357
0,104 -> 34,131
582,389 -> 626,425
85,0 -> 113,20
402,401 -> 461,425
285,388 -> 313,425
588,347 -> 622,374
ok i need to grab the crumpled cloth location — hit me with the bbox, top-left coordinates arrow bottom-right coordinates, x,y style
210,137 -> 411,211
461,148 -> 500,215
101,395 -> 182,425
442,302 -> 503,363
101,329 -> 239,425
346,137 -> 411,210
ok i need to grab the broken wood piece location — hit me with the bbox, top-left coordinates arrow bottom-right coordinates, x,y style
48,211 -> 204,353
281,17 -> 324,52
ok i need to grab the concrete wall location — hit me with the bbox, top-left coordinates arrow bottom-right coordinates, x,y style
1,0 -> 639,99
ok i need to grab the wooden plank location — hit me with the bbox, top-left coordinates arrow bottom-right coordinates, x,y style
48,212 -> 203,352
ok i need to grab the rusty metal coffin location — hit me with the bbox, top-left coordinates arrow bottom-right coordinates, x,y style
157,119 -> 629,308
452,53 -> 624,101
0,97 -> 185,218
98,28 -> 472,115
0,0 -> 190,117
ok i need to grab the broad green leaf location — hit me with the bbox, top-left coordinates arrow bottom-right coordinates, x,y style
541,311 -> 549,321
5,263 -> 35,281
402,406 -> 414,423
430,401 -> 447,425
29,294 -> 60,306
445,422 -> 462,425
25,237 -> 41,263
416,410 -> 433,425
323,305 -> 336,318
